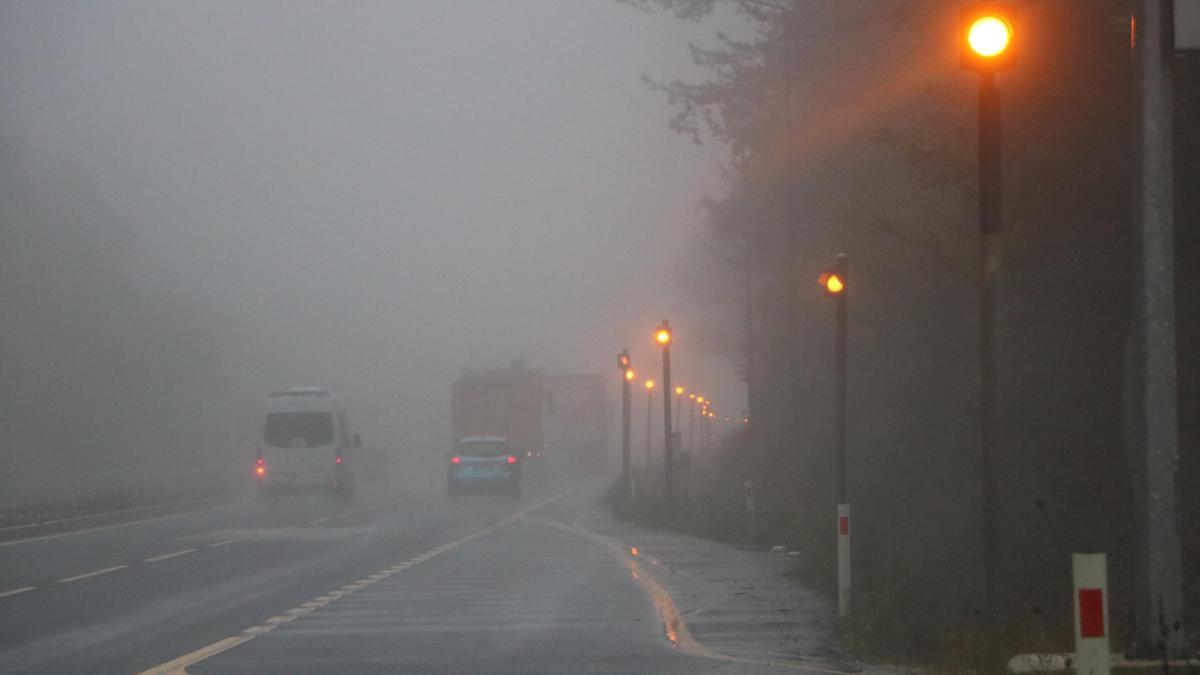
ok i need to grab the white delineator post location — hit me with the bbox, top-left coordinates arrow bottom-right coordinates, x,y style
1072,553 -> 1111,675
837,503 -> 851,616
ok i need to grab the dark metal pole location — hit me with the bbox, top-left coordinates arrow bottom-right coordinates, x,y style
744,226 -> 757,461
834,254 -> 848,504
661,321 -> 674,513
688,399 -> 695,454
978,69 -> 1002,621
620,353 -> 631,504
645,386 -> 653,466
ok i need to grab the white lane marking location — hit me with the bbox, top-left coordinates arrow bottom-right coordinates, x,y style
367,503 -> 388,511
208,537 -> 245,548
335,511 -> 356,518
306,517 -> 332,525
0,504 -> 226,548
57,565 -> 129,583
0,586 -> 37,599
143,548 -> 197,563
138,490 -> 573,675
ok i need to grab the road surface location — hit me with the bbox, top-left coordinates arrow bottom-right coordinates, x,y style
0,481 -> 844,674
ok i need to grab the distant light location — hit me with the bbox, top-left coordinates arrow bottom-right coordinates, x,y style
819,272 -> 845,295
450,456 -> 461,464
645,379 -> 655,390
967,15 -> 1011,58
507,455 -> 517,464
655,327 -> 671,346
675,386 -> 684,395
688,393 -> 696,400
625,369 -> 635,382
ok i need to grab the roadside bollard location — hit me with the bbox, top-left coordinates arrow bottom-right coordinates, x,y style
1072,553 -> 1110,675
837,503 -> 851,617
744,480 -> 756,542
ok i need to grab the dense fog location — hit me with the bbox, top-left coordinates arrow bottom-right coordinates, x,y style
0,2 -> 747,504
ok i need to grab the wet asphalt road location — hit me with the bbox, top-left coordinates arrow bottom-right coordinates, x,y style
0,481 -> 794,674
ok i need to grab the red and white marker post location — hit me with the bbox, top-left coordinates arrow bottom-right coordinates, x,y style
837,503 -> 851,616
1072,553 -> 1110,675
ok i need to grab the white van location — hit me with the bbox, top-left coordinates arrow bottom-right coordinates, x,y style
256,387 -> 359,503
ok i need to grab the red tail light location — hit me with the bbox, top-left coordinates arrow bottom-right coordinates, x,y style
335,455 -> 343,465
507,455 -> 517,464
450,456 -> 461,464
255,457 -> 265,477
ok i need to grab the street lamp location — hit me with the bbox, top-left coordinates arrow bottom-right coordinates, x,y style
617,349 -> 633,503
644,378 -> 655,467
655,320 -> 674,512
961,3 -> 1014,621
819,252 -> 850,617
674,386 -> 685,434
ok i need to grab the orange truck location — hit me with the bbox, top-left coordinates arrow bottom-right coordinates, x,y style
451,360 -> 546,460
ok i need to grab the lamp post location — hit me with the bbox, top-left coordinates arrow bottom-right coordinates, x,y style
656,320 -> 674,513
961,4 -> 1013,621
690,395 -> 700,454
644,378 -> 655,468
819,253 -> 850,616
618,349 -> 632,504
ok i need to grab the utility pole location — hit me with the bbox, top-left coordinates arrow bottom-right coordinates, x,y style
1130,0 -> 1185,657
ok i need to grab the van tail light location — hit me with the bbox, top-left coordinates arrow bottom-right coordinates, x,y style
507,455 -> 517,464
450,456 -> 462,464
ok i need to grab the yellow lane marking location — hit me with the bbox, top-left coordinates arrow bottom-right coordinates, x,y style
57,565 -> 129,583
0,586 -> 37,599
537,519 -> 855,674
138,490 -> 573,675
143,548 -> 197,563
138,636 -> 253,675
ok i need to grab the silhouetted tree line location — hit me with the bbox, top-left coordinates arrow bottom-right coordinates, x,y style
625,0 -> 1198,660
0,134 -> 243,506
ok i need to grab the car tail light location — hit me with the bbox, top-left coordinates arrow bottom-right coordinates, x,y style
255,457 -> 265,477
450,456 -> 461,464
507,455 -> 517,464
335,455 -> 343,465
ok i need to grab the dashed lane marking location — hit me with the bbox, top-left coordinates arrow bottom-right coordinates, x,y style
57,565 -> 129,584
0,586 -> 37,599
207,538 -> 245,548
137,490 -> 573,675
306,517 -> 332,525
143,548 -> 197,563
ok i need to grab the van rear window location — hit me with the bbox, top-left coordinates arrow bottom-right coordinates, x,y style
265,412 -> 334,448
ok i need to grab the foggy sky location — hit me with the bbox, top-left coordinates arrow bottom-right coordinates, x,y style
1,1 -> 747,452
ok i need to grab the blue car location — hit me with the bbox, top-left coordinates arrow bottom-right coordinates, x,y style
448,436 -> 521,500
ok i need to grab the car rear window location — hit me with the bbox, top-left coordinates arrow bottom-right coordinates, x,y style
457,441 -> 509,457
264,412 -> 334,447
